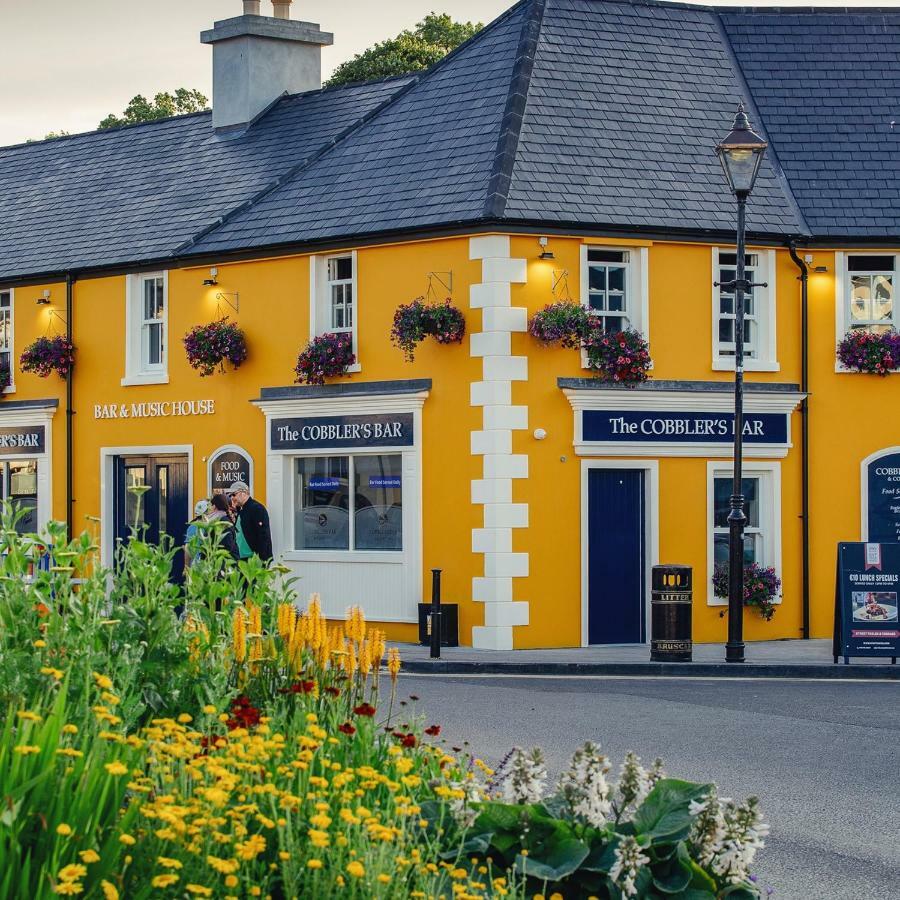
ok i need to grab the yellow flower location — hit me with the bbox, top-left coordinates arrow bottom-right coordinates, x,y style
224,875 -> 239,888
378,874 -> 391,884
308,829 -> 329,848
118,834 -> 136,846
41,667 -> 64,679
78,850 -> 100,864
56,824 -> 73,836
249,890 -> 261,898
306,859 -> 323,870
347,861 -> 365,879
387,647 -> 401,681
550,895 -> 564,900
104,762 -> 128,776
14,745 -> 41,755
203,705 -> 217,715
151,874 -> 179,888
278,851 -> 291,861
233,608 -> 247,664
100,881 -> 119,900
177,714 -> 192,724
206,855 -> 239,875
101,691 -> 121,706
186,887 -> 213,897
157,857 -> 183,870
92,672 -> 113,690
53,884 -> 83,896
62,724 -> 78,735
34,639 -> 47,648
17,710 -> 42,722
235,834 -> 266,860
58,864 -> 87,882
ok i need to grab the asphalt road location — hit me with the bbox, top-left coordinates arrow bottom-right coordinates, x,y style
401,675 -> 900,900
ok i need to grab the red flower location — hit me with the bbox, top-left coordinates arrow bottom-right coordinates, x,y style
424,725 -> 441,736
324,687 -> 341,697
34,602 -> 50,618
338,722 -> 356,735
400,733 -> 417,748
353,703 -> 377,717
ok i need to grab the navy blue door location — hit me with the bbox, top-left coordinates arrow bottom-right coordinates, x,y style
588,468 -> 645,644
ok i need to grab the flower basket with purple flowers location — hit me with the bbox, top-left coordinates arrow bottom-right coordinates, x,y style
712,561 -> 781,621
19,335 -> 75,379
584,325 -> 652,385
183,317 -> 248,376
836,328 -> 900,375
528,301 -> 590,349
391,298 -> 465,362
294,332 -> 356,385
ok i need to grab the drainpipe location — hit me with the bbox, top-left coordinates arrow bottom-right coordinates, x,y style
787,243 -> 809,639
65,272 -> 75,541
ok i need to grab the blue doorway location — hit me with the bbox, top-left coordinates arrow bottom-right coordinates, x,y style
587,468 -> 646,644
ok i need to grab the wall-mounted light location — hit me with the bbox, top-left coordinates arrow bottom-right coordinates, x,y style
803,253 -> 828,273
203,267 -> 219,286
36,290 -> 51,305
533,428 -> 547,440
813,265 -> 828,273
538,236 -> 555,260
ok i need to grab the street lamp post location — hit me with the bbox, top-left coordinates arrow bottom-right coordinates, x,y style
715,103 -> 768,663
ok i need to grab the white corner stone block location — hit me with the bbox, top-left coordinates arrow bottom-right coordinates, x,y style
484,552 -> 529,578
471,479 -> 512,504
472,576 -> 513,604
483,502 -> 529,528
483,405 -> 528,431
472,527 -> 513,554
470,331 -> 511,358
484,601 -> 530,628
469,235 -> 510,260
482,257 -> 527,284
483,355 -> 527,382
483,454 -> 528,479
471,429 -> 512,455
472,625 -> 514,651
482,306 -> 527,333
470,282 -> 511,309
470,380 -> 511,407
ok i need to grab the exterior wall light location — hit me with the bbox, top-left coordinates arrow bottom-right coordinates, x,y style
203,267 -> 219,286
36,290 -> 51,305
533,428 -> 547,440
538,236 -> 555,260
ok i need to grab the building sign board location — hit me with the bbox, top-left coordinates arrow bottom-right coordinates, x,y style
582,410 -> 788,445
834,542 -> 900,664
271,413 -> 414,451
0,425 -> 45,455
209,448 -> 253,496
865,452 -> 900,543
94,400 -> 215,419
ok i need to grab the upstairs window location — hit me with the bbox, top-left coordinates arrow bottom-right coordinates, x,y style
0,289 -> 12,390
141,276 -> 166,371
716,252 -> 760,359
327,256 -> 354,334
310,252 -> 359,369
847,255 -> 894,333
585,249 -> 630,333
123,272 -> 168,385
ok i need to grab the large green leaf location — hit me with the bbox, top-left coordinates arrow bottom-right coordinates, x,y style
582,835 -> 620,874
515,833 -> 590,881
718,885 -> 761,899
473,801 -> 527,832
652,843 -> 693,894
632,779 -> 712,842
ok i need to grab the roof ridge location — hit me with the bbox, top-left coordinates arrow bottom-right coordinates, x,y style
177,0 -> 533,256
483,0 -> 546,220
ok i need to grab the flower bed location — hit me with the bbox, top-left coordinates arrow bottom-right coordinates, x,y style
391,298 -> 465,361
183,317 -> 248,376
1,507 -> 769,899
294,332 -> 355,385
712,561 -> 781,620
19,335 -> 75,379
837,328 -> 900,374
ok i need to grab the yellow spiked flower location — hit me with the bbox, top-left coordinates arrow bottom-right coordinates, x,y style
345,606 -> 366,643
387,647 -> 401,681
232,607 -> 247,664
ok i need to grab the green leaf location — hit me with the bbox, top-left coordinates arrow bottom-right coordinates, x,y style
718,886 -> 761,899
515,834 -> 590,881
473,801 -> 527,832
651,843 -> 693,894
583,835 -> 620,874
632,779 -> 712,841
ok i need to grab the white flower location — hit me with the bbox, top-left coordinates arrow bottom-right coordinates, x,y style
559,741 -> 612,827
448,776 -> 486,829
616,750 -> 651,815
500,747 -> 547,804
690,791 -> 769,885
609,835 -> 651,897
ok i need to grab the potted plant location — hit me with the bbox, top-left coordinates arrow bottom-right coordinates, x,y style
0,362 -> 10,394
19,335 -> 75,379
528,300 -> 590,349
837,328 -> 900,374
391,298 -> 465,362
712,561 -> 781,620
294,332 -> 355,385
584,325 -> 652,385
183,317 -> 248,376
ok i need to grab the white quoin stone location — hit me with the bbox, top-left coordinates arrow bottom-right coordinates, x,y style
470,380 -> 511,407
470,282 -> 512,309
469,235 -> 510,260
470,331 -> 511,357
483,355 -> 527,382
471,430 -> 512,456
482,306 -> 527,333
482,405 -> 528,430
472,528 -> 513,554
471,478 -> 512,505
472,576 -> 514,604
482,257 -> 527,284
484,552 -> 529,578
472,625 -> 514,650
483,601 -> 530,627
483,453 -> 528,479
483,503 -> 529,528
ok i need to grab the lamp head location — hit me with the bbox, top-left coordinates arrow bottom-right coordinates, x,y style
715,102 -> 768,196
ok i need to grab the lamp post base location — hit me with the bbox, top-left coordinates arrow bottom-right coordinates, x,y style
725,641 -> 746,663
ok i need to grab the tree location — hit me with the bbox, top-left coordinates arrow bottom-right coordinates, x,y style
325,13 -> 482,87
98,88 -> 209,130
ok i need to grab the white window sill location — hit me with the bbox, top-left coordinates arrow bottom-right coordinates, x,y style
281,549 -> 402,564
835,364 -> 900,375
712,359 -> 780,373
707,595 -> 783,607
2,384 -> 15,394
121,373 -> 169,387
347,362 -> 362,374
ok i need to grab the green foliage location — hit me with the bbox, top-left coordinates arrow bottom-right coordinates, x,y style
97,88 -> 209,130
325,13 -> 482,87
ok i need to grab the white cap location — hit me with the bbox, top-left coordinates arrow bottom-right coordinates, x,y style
194,499 -> 212,517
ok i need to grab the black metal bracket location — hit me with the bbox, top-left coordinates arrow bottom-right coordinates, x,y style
714,279 -> 768,291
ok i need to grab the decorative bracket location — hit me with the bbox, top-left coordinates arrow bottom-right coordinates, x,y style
552,268 -> 572,300
215,291 -> 240,314
47,309 -> 67,327
426,271 -> 453,296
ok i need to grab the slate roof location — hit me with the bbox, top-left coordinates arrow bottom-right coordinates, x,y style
2,0 -> 898,282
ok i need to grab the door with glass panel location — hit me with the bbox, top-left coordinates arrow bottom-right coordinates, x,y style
114,455 -> 189,583
0,460 -> 39,533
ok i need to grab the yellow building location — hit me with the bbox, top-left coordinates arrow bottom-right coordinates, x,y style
1,0 -> 898,650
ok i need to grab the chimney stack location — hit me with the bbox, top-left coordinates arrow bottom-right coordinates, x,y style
201,1 -> 333,131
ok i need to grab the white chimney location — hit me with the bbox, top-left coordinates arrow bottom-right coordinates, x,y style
201,2 -> 333,131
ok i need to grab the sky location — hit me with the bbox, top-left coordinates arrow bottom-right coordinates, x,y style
0,0 -> 893,147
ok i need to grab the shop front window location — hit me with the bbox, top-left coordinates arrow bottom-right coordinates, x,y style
294,453 -> 402,552
0,460 -> 38,534
713,476 -> 761,566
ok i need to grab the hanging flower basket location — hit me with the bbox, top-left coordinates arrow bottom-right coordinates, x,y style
584,325 -> 652,386
712,561 -> 781,621
183,317 -> 248,376
837,328 -> 900,374
528,301 -> 590,349
391,298 -> 465,362
19,335 -> 74,379
294,332 -> 355,385
0,362 -> 10,395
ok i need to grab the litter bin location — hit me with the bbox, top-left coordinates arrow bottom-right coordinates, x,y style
650,564 -> 692,662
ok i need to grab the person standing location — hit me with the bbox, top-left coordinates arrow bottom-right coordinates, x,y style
226,481 -> 273,563
183,498 -> 211,574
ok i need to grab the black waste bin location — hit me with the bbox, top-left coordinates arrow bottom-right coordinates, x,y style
650,565 -> 692,662
418,603 -> 459,647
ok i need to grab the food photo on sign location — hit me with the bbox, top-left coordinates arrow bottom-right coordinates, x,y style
852,591 -> 899,622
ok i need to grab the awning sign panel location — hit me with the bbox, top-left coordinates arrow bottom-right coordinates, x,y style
582,410 -> 788,445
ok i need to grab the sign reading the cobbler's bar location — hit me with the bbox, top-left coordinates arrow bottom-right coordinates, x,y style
582,410 -> 788,445
271,413 -> 414,451
0,425 -> 45,455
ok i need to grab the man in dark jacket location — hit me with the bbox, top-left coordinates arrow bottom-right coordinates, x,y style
226,481 -> 273,562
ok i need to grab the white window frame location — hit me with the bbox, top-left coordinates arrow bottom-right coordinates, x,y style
835,252 -> 898,373
711,247 -> 778,372
309,251 -> 360,372
0,287 -> 14,393
706,461 -> 781,606
123,271 -> 169,386
579,245 -> 648,370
